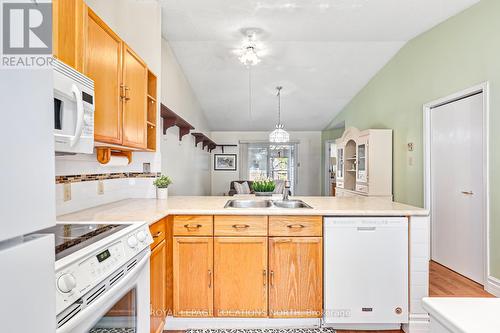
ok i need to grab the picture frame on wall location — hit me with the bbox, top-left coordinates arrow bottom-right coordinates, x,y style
214,154 -> 237,171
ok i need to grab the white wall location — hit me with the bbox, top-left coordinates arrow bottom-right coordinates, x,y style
160,39 -> 212,195
210,131 -> 322,196
55,0 -> 162,214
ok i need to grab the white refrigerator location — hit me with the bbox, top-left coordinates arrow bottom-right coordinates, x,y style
0,69 -> 56,332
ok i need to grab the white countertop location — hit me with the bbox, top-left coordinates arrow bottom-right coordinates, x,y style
423,297 -> 500,333
57,196 -> 428,225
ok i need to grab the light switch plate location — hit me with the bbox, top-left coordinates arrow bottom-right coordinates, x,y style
97,180 -> 104,195
63,183 -> 71,202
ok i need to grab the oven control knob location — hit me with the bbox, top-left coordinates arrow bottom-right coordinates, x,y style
136,231 -> 146,242
57,273 -> 77,293
127,236 -> 138,248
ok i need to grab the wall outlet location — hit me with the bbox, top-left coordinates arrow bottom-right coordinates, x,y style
63,183 -> 71,202
97,180 -> 104,195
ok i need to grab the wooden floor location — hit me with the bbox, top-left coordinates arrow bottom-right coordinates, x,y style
165,261 -> 493,333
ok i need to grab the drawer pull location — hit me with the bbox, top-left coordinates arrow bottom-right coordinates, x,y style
152,231 -> 163,238
232,224 -> 250,229
287,224 -> 305,229
184,224 -> 202,230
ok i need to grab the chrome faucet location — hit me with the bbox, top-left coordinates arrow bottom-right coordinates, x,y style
283,181 -> 291,201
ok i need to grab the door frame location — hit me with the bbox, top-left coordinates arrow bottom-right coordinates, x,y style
324,140 -> 336,196
423,82 -> 490,286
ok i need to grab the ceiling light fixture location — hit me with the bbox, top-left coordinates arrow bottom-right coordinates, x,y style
238,34 -> 261,67
269,86 -> 290,143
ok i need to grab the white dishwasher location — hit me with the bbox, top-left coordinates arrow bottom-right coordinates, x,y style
323,217 -> 408,325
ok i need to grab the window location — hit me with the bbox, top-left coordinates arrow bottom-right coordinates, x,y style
241,142 -> 298,194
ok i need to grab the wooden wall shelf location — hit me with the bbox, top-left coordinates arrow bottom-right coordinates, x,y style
160,104 -> 195,141
216,144 -> 238,153
191,133 -> 217,152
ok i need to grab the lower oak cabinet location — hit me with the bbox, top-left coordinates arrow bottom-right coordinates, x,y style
214,237 -> 268,317
173,237 -> 213,317
170,215 -> 323,319
269,237 -> 323,318
149,219 -> 166,333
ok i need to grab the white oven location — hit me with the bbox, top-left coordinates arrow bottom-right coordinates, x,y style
53,59 -> 95,154
41,222 -> 153,333
58,248 -> 150,333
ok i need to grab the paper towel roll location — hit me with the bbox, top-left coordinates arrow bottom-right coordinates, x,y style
103,155 -> 130,167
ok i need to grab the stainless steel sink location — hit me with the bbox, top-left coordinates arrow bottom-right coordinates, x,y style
224,199 -> 273,208
224,199 -> 312,209
273,200 -> 313,209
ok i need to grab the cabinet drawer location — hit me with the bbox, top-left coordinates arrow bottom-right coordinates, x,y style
149,219 -> 166,249
214,216 -> 268,236
269,216 -> 322,237
173,215 -> 213,236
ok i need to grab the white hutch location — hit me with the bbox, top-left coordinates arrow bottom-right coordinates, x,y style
336,127 -> 393,199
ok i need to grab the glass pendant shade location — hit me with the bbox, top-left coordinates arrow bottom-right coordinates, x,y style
269,124 -> 290,143
269,86 -> 289,143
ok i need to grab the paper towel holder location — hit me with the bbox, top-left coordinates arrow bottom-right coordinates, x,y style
96,147 -> 132,165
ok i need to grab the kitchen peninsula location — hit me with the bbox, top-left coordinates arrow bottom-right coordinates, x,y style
58,196 -> 430,333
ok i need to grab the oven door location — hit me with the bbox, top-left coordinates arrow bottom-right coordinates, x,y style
57,249 -> 150,333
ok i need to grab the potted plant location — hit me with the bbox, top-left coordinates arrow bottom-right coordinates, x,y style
153,175 -> 172,200
252,178 -> 276,196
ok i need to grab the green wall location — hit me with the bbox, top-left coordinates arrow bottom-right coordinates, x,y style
324,0 -> 500,278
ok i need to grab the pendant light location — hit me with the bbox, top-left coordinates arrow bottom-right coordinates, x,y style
269,86 -> 290,143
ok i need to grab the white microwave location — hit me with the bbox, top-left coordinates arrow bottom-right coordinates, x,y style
53,59 -> 95,154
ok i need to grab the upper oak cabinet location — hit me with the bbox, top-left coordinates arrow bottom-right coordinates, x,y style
85,8 -> 123,145
122,45 -> 148,149
52,0 -> 157,151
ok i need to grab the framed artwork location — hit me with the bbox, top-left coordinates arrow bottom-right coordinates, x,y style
214,154 -> 237,171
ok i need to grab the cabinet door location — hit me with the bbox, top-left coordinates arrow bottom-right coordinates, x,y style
269,237 -> 322,318
214,237 -> 268,317
85,8 -> 123,144
122,45 -> 148,149
52,0 -> 85,71
337,148 -> 344,180
150,240 -> 166,333
173,237 -> 213,317
356,142 -> 368,183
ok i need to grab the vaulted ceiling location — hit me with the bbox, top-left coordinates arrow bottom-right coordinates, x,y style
160,0 -> 479,131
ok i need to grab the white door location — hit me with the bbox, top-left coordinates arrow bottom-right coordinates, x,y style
431,92 -> 484,284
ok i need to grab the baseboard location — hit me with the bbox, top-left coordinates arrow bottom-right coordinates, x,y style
164,317 -> 321,330
485,276 -> 500,297
402,314 -> 430,333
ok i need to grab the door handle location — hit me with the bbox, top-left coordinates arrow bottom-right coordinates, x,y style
263,269 -> 267,287
461,191 -> 474,195
208,270 -> 212,288
270,270 -> 275,287
70,84 -> 84,147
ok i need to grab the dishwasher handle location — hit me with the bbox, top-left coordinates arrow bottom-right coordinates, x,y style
357,226 -> 377,232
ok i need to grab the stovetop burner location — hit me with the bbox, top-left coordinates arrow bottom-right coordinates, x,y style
35,223 -> 128,260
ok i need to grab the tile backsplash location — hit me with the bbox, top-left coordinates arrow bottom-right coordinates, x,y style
55,172 -> 160,184
56,177 -> 157,216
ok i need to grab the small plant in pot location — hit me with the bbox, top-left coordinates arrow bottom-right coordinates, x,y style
153,175 -> 172,200
252,178 -> 276,196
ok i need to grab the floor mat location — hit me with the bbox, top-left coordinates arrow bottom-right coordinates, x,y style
186,328 -> 335,333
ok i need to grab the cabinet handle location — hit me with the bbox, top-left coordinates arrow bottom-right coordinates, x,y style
124,86 -> 131,101
184,224 -> 202,230
270,270 -> 275,287
152,231 -> 163,238
357,227 -> 376,232
461,191 -> 474,195
208,270 -> 212,288
287,224 -> 305,229
263,269 -> 267,287
232,224 -> 250,229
